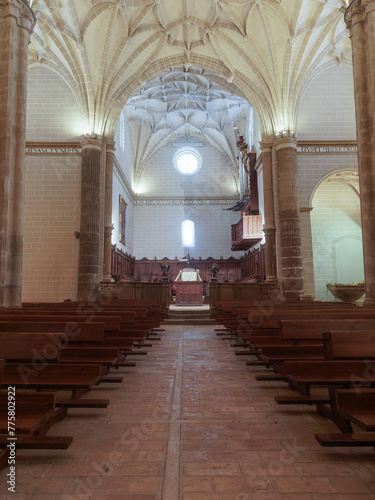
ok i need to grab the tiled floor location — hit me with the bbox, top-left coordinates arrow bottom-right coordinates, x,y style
1,320 -> 375,499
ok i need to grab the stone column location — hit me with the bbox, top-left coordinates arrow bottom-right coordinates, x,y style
260,143 -> 277,282
275,137 -> 303,298
103,140 -> 115,282
345,0 -> 375,305
77,136 -> 102,302
0,0 -> 35,307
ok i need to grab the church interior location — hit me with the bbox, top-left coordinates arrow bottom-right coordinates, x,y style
1,0 -> 375,498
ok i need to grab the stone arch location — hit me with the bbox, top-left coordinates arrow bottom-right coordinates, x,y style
103,54 -> 275,140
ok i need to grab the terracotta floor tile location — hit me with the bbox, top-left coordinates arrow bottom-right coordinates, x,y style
182,475 -> 214,493
1,318 -> 375,499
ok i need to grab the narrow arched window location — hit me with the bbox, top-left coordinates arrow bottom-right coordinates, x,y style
182,220 -> 195,248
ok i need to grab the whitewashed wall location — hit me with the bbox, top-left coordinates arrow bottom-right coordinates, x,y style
24,66 -> 99,302
137,145 -> 238,199
114,110 -> 134,188
26,66 -> 83,141
23,155 -> 81,302
297,63 -> 356,140
133,203 -> 241,260
296,62 -> 360,299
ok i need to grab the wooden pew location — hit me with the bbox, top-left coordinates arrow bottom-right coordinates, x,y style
273,330 -> 374,403
313,331 -> 375,448
0,311 -> 155,342
239,319 -> 375,368
323,331 -> 375,360
219,311 -> 373,339
2,362 -> 108,406
0,333 -> 114,407
12,300 -> 167,337
283,359 -> 375,432
0,359 -> 73,469
249,318 -> 375,344
0,390 -> 68,435
0,319 -> 146,373
0,328 -> 122,367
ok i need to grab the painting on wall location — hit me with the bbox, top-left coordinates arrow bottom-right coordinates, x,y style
119,195 -> 127,245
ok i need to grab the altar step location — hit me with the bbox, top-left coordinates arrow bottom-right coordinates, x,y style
164,306 -> 216,325
164,318 -> 217,325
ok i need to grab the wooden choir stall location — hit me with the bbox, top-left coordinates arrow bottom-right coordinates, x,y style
174,268 -> 203,306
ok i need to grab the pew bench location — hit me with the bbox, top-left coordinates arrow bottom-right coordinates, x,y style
2,362 -> 110,408
0,390 -> 67,436
316,389 -> 375,449
282,359 -> 375,432
0,359 -> 73,468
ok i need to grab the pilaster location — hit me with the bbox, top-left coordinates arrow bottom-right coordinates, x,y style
103,140 -> 116,282
259,143 -> 277,282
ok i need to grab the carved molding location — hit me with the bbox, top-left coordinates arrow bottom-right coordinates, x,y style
81,136 -> 102,152
0,0 -> 36,35
345,0 -> 375,29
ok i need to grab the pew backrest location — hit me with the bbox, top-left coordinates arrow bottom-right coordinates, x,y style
323,331 -> 375,360
0,332 -> 63,362
280,319 -> 375,340
0,322 -> 104,342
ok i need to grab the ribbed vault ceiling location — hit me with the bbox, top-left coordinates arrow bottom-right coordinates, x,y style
28,0 -> 351,175
124,66 -> 251,182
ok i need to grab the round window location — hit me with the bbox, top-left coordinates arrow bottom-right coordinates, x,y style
173,148 -> 202,175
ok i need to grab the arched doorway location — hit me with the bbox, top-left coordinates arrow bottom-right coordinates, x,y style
310,170 -> 364,301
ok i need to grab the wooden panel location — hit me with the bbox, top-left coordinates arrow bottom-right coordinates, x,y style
134,258 -> 242,283
110,248 -> 265,284
174,282 -> 203,306
111,245 -> 135,279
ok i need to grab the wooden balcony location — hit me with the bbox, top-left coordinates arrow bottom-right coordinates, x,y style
231,215 -> 263,251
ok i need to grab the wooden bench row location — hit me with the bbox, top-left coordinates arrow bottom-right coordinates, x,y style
0,298 -> 167,467
217,304 -> 375,450
248,327 -> 375,448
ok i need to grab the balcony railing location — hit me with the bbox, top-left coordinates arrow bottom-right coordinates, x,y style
231,215 -> 263,251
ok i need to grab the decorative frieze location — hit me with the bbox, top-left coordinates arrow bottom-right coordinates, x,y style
297,141 -> 357,154
26,143 -> 81,155
134,199 -> 240,205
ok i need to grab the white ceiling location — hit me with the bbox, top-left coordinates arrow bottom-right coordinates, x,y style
28,0 -> 351,175
123,65 -> 252,181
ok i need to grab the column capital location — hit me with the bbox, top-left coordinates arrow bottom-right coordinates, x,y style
259,142 -> 273,153
105,139 -> 116,155
345,0 -> 375,29
263,226 -> 276,233
274,137 -> 298,152
0,0 -> 36,34
81,135 -> 103,152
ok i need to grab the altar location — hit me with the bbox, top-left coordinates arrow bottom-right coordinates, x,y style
174,268 -> 203,306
